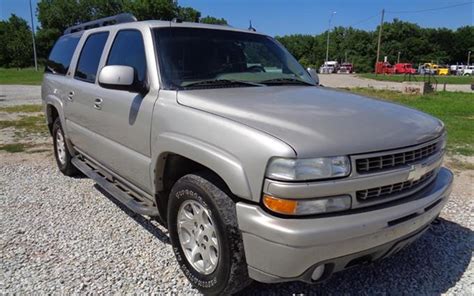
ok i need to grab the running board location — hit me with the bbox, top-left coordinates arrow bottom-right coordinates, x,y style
72,156 -> 159,216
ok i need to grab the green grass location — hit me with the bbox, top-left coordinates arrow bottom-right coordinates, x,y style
0,114 -> 48,134
358,73 -> 473,85
348,88 -> 474,156
0,68 -> 44,85
0,143 -> 26,153
0,104 -> 43,113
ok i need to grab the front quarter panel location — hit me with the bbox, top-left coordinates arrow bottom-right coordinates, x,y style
151,90 -> 296,202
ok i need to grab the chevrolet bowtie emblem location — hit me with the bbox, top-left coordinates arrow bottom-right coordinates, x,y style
407,164 -> 428,181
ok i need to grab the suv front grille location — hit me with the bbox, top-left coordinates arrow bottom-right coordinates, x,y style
357,170 -> 436,201
356,142 -> 439,174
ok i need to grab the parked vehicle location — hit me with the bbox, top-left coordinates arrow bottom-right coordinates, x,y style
418,63 -> 449,75
319,61 -> 339,74
449,64 -> 466,75
338,62 -> 353,74
462,65 -> 474,76
42,14 -> 453,295
393,63 -> 416,74
437,65 -> 449,76
375,61 -> 394,74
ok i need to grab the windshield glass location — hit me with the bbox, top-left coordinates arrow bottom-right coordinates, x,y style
153,27 -> 315,89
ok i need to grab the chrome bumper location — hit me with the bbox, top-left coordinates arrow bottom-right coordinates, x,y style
236,167 -> 453,283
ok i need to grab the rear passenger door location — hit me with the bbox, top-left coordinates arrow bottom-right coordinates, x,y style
76,29 -> 156,193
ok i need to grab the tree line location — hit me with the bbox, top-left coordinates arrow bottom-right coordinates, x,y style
276,20 -> 473,73
0,0 -> 228,68
1,0 -> 472,73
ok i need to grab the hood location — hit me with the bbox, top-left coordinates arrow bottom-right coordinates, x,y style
177,86 -> 444,157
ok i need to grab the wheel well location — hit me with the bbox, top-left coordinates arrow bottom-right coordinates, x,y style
46,104 -> 59,135
155,153 -> 232,224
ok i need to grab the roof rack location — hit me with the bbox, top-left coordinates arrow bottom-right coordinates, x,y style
64,13 -> 137,35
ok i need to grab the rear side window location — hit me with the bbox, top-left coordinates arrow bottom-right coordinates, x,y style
45,34 -> 81,75
74,32 -> 109,83
106,30 -> 147,83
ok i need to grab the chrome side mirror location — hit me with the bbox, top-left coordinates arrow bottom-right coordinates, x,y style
307,68 -> 319,85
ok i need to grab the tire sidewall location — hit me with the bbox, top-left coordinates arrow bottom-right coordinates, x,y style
168,179 -> 231,294
52,119 -> 71,173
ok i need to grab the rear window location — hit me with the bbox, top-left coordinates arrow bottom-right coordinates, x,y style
74,32 -> 109,83
45,34 -> 81,75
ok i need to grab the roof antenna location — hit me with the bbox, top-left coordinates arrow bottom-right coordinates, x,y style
248,20 -> 256,32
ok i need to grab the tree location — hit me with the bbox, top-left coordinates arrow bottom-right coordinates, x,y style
0,15 -> 33,68
200,16 -> 228,25
178,7 -> 201,22
35,0 -> 229,63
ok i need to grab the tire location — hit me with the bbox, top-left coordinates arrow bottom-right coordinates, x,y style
52,118 -> 79,176
167,173 -> 252,295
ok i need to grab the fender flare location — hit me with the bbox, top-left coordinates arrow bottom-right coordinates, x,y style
151,132 -> 253,199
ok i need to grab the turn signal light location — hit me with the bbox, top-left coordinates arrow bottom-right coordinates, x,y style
263,194 -> 297,215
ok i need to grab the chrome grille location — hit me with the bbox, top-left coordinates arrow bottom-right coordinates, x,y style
356,142 -> 439,174
357,170 -> 436,201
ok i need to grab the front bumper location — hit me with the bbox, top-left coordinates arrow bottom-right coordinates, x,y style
236,167 -> 453,283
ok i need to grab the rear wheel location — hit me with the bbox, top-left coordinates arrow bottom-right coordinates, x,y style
52,118 -> 79,176
168,173 -> 251,295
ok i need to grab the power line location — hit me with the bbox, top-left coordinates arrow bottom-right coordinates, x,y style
386,1 -> 473,14
347,13 -> 380,27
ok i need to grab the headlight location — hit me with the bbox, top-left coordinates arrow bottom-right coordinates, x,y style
266,156 -> 351,181
263,194 -> 351,215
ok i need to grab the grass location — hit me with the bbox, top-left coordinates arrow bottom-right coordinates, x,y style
348,88 -> 474,156
0,143 -> 26,153
0,68 -> 44,85
358,73 -> 473,85
0,104 -> 43,113
0,114 -> 48,134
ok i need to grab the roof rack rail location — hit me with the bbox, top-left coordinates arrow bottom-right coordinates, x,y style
64,13 -> 137,35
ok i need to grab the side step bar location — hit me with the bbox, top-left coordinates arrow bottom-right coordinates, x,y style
72,156 -> 159,216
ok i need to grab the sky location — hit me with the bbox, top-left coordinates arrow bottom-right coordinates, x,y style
1,0 -> 473,36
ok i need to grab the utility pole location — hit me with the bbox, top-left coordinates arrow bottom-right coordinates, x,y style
375,9 -> 385,74
397,51 -> 401,64
325,11 -> 336,63
29,0 -> 38,71
468,50 -> 472,65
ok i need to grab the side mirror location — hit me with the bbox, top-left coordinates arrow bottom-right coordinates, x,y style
307,67 -> 319,85
99,65 -> 147,93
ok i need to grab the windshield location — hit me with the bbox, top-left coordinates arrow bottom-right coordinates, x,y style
153,27 -> 315,89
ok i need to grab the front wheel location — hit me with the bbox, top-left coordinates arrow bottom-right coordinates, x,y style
168,173 -> 251,295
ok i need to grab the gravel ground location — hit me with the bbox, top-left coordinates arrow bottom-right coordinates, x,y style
319,74 -> 473,93
0,85 -> 42,106
0,152 -> 472,295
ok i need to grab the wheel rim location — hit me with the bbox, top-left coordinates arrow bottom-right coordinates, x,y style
56,129 -> 66,165
177,200 -> 220,275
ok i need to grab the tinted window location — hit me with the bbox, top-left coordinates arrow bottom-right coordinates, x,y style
46,34 -> 81,75
75,32 -> 109,83
107,30 -> 147,83
153,28 -> 313,89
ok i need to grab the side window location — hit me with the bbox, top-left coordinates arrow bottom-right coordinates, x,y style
74,32 -> 109,83
106,30 -> 146,83
46,34 -> 81,75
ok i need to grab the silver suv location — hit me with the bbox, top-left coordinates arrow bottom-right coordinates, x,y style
42,14 -> 453,295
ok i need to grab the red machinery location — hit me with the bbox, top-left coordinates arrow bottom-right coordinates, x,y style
375,62 -> 394,74
393,63 -> 416,74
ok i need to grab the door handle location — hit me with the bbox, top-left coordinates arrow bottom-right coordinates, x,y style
94,98 -> 103,110
67,91 -> 74,102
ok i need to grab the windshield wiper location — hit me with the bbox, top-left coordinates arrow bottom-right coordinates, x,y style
182,79 -> 264,89
259,78 -> 314,86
